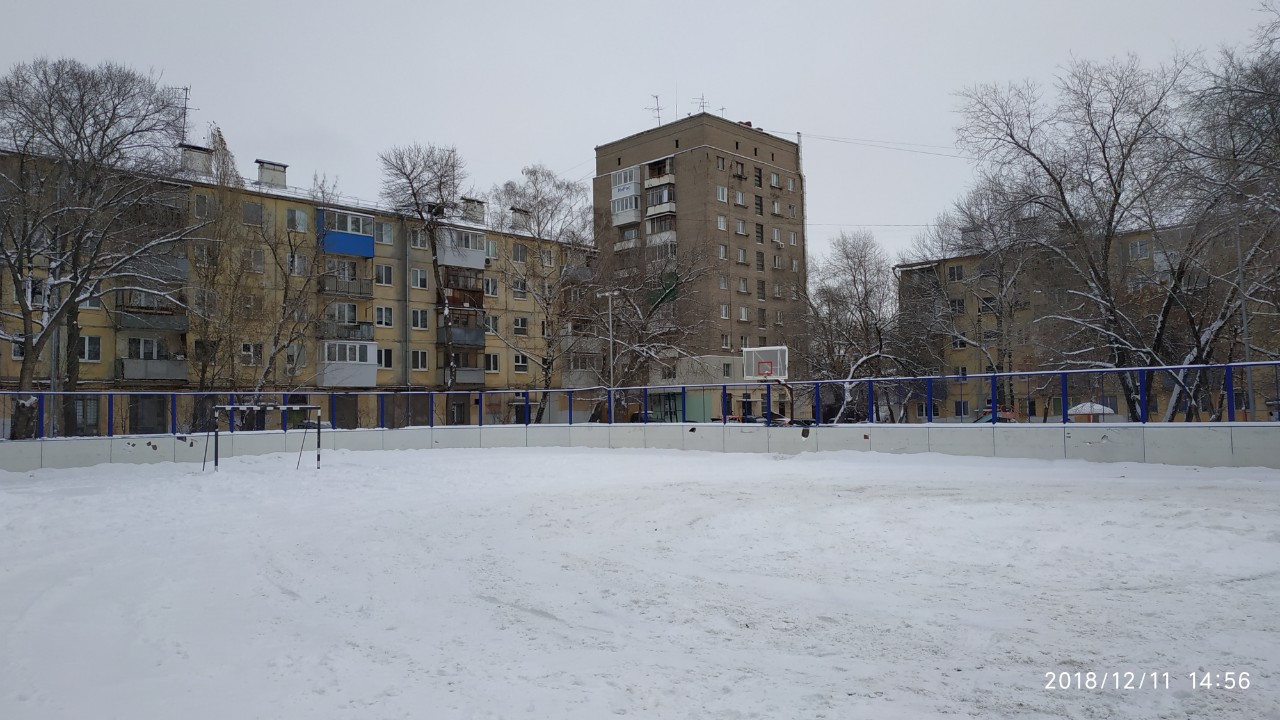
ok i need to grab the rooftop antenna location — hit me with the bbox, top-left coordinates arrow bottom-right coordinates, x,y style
717,105 -> 727,117
646,94 -> 663,126
693,94 -> 709,113
166,85 -> 193,143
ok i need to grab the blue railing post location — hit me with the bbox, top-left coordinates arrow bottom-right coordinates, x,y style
1225,366 -> 1236,421
642,388 -> 649,423
107,394 -> 114,437
1059,374 -> 1068,424
281,403 -> 288,433
328,394 -> 336,431
170,394 -> 178,435
478,392 -> 484,427
228,393 -> 236,433
721,385 -> 728,424
681,386 -> 687,423
428,392 -> 435,427
36,394 -> 44,439
378,394 -> 386,429
567,391 -> 574,425
1138,370 -> 1149,424
813,381 -> 822,425
926,377 -> 934,423
607,389 -> 614,424
524,391 -> 531,426
765,383 -> 772,426
866,379 -> 875,423
990,375 -> 998,424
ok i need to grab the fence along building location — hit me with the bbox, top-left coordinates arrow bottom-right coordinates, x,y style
0,145 -> 591,437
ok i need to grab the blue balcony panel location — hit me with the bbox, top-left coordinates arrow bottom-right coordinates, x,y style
320,230 -> 375,258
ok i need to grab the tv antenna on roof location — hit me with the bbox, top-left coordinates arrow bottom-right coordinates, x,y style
693,94 -> 709,113
646,94 -> 663,126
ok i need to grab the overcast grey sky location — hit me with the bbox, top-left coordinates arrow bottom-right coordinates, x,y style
4,0 -> 1267,260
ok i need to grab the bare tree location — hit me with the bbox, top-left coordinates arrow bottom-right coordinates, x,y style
0,58 -> 197,437
379,144 -> 466,388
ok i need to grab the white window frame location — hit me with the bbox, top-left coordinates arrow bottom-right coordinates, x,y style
485,353 -> 500,373
716,215 -> 727,231
411,308 -> 430,330
375,264 -> 393,285
513,316 -> 529,336
716,186 -> 728,203
377,347 -> 394,369
375,306 -> 393,327
410,267 -> 430,289
411,350 -> 429,371
78,335 -> 102,362
286,208 -> 308,232
513,352 -> 529,373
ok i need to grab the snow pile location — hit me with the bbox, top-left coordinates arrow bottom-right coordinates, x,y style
1,448 -> 1277,718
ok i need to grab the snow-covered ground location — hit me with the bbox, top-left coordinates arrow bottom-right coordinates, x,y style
1,448 -> 1277,719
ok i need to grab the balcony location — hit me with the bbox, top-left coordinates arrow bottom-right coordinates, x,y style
117,358 -> 188,382
316,360 -> 377,388
440,243 -> 485,270
319,231 -> 375,258
116,311 -> 189,332
316,320 -> 375,341
440,286 -> 484,309
438,324 -> 486,347
646,202 -> 676,217
611,208 -> 641,226
438,367 -> 485,387
319,276 -> 373,297
644,174 -> 674,188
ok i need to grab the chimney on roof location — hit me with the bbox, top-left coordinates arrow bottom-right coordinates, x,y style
461,197 -> 486,223
179,143 -> 213,175
510,206 -> 530,231
255,159 -> 288,188
738,121 -> 753,128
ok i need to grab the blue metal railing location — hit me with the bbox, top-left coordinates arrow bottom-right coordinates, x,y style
1,361 -> 1277,439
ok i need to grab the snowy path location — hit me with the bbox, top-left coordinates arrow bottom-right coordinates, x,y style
1,448 -> 1277,719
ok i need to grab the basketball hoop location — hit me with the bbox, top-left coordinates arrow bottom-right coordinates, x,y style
756,360 -> 774,378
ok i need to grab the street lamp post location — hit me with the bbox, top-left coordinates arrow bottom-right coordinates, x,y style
596,290 -> 621,388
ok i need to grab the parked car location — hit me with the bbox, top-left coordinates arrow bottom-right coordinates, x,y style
972,413 -> 1017,424
628,411 -> 658,423
755,412 -> 792,425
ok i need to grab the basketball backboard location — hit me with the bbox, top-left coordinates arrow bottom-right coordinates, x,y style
743,345 -> 789,381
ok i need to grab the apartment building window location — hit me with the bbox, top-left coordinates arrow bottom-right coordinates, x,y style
326,302 -> 356,324
411,308 -> 430,330
10,336 -> 23,360
755,251 -> 765,271
512,278 -> 528,299
80,294 -> 102,309
979,296 -> 996,314
242,201 -> 263,226
194,193 -> 212,219
770,228 -> 780,243
326,211 -> 374,235
788,204 -> 797,218
952,334 -> 967,350
570,354 -> 595,371
787,177 -> 795,191
756,279 -> 766,299
411,350 -> 429,371
716,156 -> 725,171
757,308 -> 767,328
647,185 -> 675,206
485,238 -> 500,259
513,317 -> 529,336
513,353 -> 529,373
732,160 -> 745,177
720,303 -> 729,319
612,167 -> 636,186
739,306 -> 749,321
954,400 -> 970,417
375,264 -> 393,285
410,267 -> 429,289
484,353 -> 500,372
241,343 -> 264,366
326,342 -> 369,363
717,186 -> 728,203
754,196 -> 763,216
375,306 -> 393,327
949,298 -> 965,314
718,244 -> 727,259
770,172 -> 780,187
788,231 -> 797,246
735,219 -> 747,235
127,337 -> 162,360
736,248 -> 747,264
773,282 -> 782,297
485,315 -> 499,334
791,258 -> 798,272
78,335 -> 101,362
740,335 -> 748,348
648,215 -> 675,234
982,330 -> 1000,344
242,248 -> 265,273
738,278 -> 748,293
954,366 -> 968,382
721,334 -> 730,349
734,190 -> 745,206
410,229 -> 428,249
758,335 -> 767,346
287,208 -> 309,232
483,277 -> 499,296
773,255 -> 781,269
753,167 -> 763,187
1129,239 -> 1150,260
775,310 -> 784,325
719,275 -> 728,290
376,347 -> 393,369
541,249 -> 555,267
512,243 -> 528,263
755,224 -> 764,244
948,265 -> 964,282
771,200 -> 781,215
716,215 -> 727,231
723,363 -> 732,377
287,252 -> 309,276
